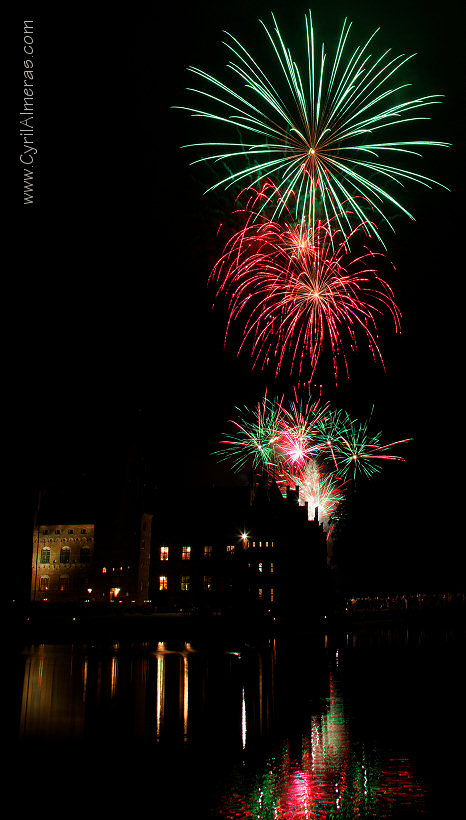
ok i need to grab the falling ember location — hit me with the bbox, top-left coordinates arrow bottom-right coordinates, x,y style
210,182 -> 401,382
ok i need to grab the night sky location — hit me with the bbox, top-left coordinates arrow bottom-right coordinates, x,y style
12,0 -> 464,599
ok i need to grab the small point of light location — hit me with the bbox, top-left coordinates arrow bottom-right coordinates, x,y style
310,148 -> 315,155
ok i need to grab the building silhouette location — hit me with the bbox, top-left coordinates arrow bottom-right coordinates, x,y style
30,462 -> 330,623
150,474 -> 329,625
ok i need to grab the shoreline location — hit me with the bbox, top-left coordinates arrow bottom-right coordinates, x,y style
7,600 -> 465,647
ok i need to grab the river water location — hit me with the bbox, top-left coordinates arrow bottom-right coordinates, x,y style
7,620 -> 465,818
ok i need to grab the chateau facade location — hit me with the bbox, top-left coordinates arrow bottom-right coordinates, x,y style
30,523 -> 95,603
29,478 -> 330,623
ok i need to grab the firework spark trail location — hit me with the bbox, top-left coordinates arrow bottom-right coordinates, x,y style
216,392 -> 411,523
274,391 -> 331,470
331,414 -> 412,480
215,392 -> 282,474
178,10 -> 449,245
211,182 -> 401,382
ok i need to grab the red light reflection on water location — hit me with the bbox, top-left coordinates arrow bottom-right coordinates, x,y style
217,672 -> 426,819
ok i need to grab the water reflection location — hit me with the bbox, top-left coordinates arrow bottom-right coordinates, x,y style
17,628 -> 454,817
20,645 -> 86,739
217,670 -> 427,818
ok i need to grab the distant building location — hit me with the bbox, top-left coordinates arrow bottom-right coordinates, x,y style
30,469 -> 330,622
31,523 -> 95,603
150,476 -> 329,624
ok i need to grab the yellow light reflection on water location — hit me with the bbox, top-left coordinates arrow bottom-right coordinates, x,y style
183,654 -> 189,741
156,652 -> 165,742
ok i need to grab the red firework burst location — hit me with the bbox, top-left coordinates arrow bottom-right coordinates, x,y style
210,183 -> 401,382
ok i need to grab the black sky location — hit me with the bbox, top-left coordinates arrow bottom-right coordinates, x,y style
12,0 -> 464,594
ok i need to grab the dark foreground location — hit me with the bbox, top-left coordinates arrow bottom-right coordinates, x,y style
6,604 -> 466,819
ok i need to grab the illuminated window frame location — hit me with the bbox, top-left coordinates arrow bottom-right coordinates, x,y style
181,576 -> 191,592
60,547 -> 71,564
182,546 -> 191,561
159,575 -> 168,591
40,547 -> 50,564
160,546 -> 169,561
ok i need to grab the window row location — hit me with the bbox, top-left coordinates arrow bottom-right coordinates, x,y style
247,541 -> 274,549
40,547 -> 91,564
158,542 -> 275,561
159,544 -> 244,561
258,587 -> 275,603
257,562 -> 274,574
39,576 -> 71,592
160,545 -> 209,561
157,576 -> 275,602
41,529 -> 89,535
159,575 -> 215,592
41,537 -> 93,544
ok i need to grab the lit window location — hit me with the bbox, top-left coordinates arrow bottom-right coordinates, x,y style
102,567 -> 107,574
203,576 -> 213,591
182,546 -> 191,561
270,562 -> 274,574
265,541 -> 268,548
40,547 -> 50,564
159,576 -> 168,591
181,576 -> 191,591
258,588 -> 263,600
270,588 -> 274,603
258,562 -> 263,573
39,576 -> 49,591
60,547 -> 70,564
80,547 -> 90,563
59,576 -> 69,592
203,545 -> 213,559
226,544 -> 235,557
160,546 -> 169,561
